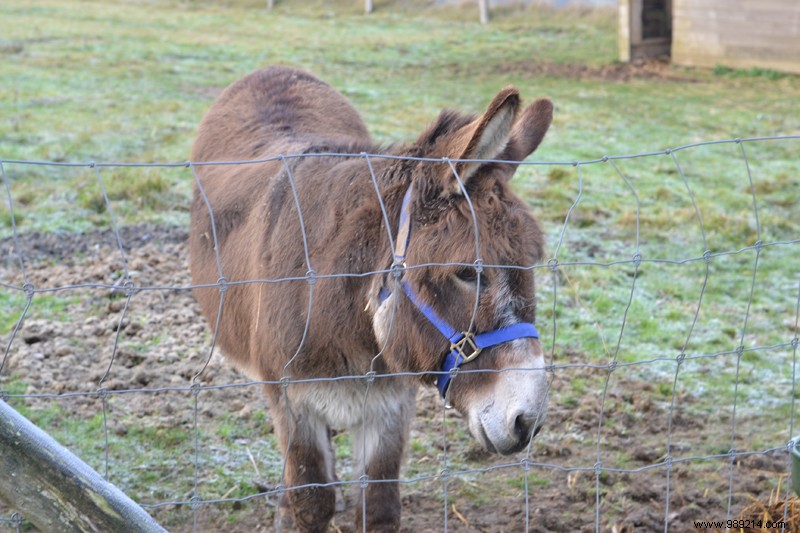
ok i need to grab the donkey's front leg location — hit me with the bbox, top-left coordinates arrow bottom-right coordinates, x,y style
353,386 -> 416,532
271,396 -> 336,533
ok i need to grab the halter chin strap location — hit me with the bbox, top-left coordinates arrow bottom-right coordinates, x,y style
380,184 -> 539,398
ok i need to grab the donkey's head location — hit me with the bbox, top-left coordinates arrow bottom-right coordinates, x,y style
371,87 -> 552,455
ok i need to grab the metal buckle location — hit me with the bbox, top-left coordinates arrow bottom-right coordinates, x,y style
451,331 -> 482,364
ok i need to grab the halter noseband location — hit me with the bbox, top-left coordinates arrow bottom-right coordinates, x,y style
379,184 -> 539,398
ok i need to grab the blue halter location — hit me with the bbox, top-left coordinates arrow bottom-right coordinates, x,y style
380,185 -> 539,398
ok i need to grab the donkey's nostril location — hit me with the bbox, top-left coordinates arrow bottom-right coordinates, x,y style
513,413 -> 531,440
513,413 -> 544,443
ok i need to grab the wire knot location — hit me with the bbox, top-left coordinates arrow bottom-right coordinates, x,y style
305,269 -> 317,286
189,495 -> 203,510
22,281 -> 35,299
123,278 -> 136,297
390,261 -> 404,279
216,277 -> 228,293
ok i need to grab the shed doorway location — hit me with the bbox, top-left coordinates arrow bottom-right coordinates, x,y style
618,0 -> 672,62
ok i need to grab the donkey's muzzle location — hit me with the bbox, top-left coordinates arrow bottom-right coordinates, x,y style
464,340 -> 548,455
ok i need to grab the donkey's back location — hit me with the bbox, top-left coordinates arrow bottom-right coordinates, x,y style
189,66 -> 378,380
192,66 -> 371,163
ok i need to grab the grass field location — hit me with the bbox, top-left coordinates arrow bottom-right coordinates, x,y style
1,0 -> 799,531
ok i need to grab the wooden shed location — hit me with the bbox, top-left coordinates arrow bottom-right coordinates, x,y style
619,0 -> 800,75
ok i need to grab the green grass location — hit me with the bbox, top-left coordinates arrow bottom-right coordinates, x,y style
1,0 -> 798,527
0,293 -> 84,334
713,65 -> 791,81
510,473 -> 550,490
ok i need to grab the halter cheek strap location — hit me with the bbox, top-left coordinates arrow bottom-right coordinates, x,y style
399,280 -> 539,396
380,184 -> 539,398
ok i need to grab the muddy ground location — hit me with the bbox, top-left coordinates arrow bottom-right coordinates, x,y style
0,225 -> 793,532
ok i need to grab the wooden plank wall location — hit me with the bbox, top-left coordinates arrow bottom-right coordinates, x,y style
672,0 -> 800,74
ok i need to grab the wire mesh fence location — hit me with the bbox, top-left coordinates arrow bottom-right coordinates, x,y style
1,135 -> 798,532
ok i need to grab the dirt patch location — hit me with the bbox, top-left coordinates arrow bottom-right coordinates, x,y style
0,224 -> 792,532
492,58 -> 701,83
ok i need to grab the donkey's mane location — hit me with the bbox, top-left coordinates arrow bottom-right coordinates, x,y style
416,109 -> 476,150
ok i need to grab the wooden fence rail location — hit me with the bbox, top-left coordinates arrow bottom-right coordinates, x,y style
0,399 -> 167,533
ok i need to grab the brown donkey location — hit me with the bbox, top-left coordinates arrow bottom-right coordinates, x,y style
189,66 -> 553,532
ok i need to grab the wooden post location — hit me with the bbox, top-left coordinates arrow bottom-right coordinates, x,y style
618,0 -> 632,62
0,400 -> 167,533
479,0 -> 490,24
365,0 -> 373,14
267,0 -> 274,10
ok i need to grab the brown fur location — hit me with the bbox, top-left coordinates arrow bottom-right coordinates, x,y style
189,66 -> 552,532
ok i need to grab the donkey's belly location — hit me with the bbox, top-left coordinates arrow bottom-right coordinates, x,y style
290,377 -> 416,429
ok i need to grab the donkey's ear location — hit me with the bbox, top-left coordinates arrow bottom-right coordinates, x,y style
446,87 -> 520,190
499,98 -> 553,178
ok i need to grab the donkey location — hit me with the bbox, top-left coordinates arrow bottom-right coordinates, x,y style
189,66 -> 553,532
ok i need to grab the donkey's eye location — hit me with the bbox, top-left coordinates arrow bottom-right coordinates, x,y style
454,268 -> 478,283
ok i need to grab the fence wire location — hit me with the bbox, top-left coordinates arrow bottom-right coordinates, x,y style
1,135 -> 799,532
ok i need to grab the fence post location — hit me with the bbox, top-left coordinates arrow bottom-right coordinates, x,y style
0,399 -> 167,533
479,0 -> 490,24
365,0 -> 373,14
